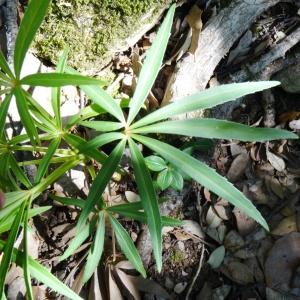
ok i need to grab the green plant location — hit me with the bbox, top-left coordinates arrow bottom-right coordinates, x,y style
0,1 -> 298,299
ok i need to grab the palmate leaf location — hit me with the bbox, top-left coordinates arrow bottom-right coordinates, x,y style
0,200 -> 27,298
130,81 -> 281,129
77,139 -> 126,230
132,118 -> 298,141
108,214 -> 146,277
9,154 -> 32,189
14,0 -> 51,77
0,240 -> 82,300
20,73 -> 106,87
127,4 -> 176,125
128,138 -> 162,271
133,134 -> 269,230
66,67 -> 125,123
83,212 -> 105,283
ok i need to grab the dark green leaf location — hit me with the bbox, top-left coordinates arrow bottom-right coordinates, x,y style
21,73 -> 106,87
130,81 -> 281,129
14,0 -> 51,77
34,138 -> 61,184
108,214 -> 146,277
132,118 -> 298,141
83,212 -> 105,282
127,4 -> 175,124
77,139 -> 126,229
0,93 -> 12,141
0,51 -> 14,78
79,120 -> 123,132
133,134 -> 269,230
128,138 -> 162,271
0,200 -> 27,297
9,154 -> 32,189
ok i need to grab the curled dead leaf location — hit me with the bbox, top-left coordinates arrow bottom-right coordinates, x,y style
271,215 -> 297,236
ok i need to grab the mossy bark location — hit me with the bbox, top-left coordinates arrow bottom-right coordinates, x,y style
33,0 -> 171,74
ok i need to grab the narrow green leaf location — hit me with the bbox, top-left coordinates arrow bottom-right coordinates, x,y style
77,132 -> 124,154
25,91 -> 57,132
133,118 -> 298,141
23,203 -> 34,300
0,206 -> 51,234
128,138 -> 162,271
83,212 -> 106,282
133,134 -> 269,230
107,205 -> 182,227
66,67 -> 125,123
31,159 -> 81,199
108,214 -> 146,277
79,120 -> 124,132
145,155 -> 167,172
21,73 -> 106,87
51,195 -> 85,210
157,169 -> 173,190
0,200 -> 27,297
130,81 -> 281,129
0,93 -> 12,141
14,87 -> 39,146
34,138 -> 61,184
77,139 -> 126,229
14,0 -> 51,77
52,48 -> 69,129
9,154 -> 32,189
0,51 -> 14,78
64,133 -> 107,164
127,4 -> 175,125
60,219 -> 96,261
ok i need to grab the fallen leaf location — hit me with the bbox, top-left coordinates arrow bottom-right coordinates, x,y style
265,232 -> 300,291
224,230 -> 245,252
174,282 -> 188,294
125,191 -> 140,203
271,215 -> 297,236
109,267 -> 123,300
206,206 -> 222,228
182,220 -> 204,238
207,246 -> 225,269
278,111 -> 300,123
267,150 -> 286,172
233,207 -> 256,236
115,269 -> 140,300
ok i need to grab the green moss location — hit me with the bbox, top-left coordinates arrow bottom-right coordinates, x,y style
33,0 -> 171,74
170,249 -> 185,263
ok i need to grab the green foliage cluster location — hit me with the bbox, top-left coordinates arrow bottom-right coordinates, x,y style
0,1 -> 297,299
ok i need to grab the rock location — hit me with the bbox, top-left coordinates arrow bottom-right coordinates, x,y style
224,230 -> 245,252
274,61 -> 300,93
33,0 -> 173,74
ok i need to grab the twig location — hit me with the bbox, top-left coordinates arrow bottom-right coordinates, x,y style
185,243 -> 205,300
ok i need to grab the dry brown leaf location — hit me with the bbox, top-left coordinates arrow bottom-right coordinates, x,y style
265,232 -> 300,291
227,153 -> 249,183
267,150 -> 286,172
109,267 -> 123,300
206,206 -> 222,228
224,230 -> 245,252
182,220 -> 204,238
32,286 -> 47,300
271,215 -> 297,236
115,269 -> 140,300
186,5 -> 203,54
278,111 -> 300,124
233,207 -> 256,236
125,191 -> 140,203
